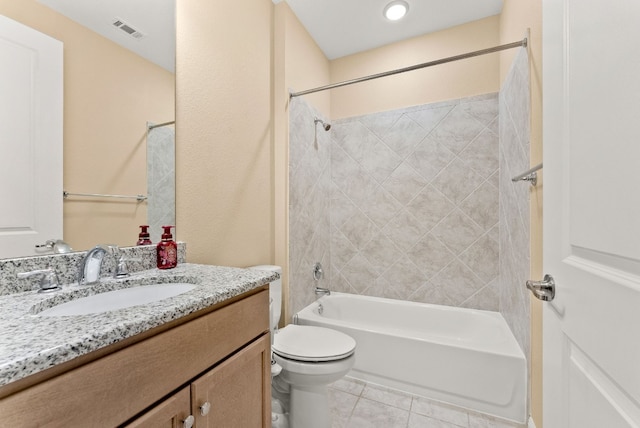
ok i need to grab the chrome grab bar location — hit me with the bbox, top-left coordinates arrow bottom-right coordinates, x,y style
511,163 -> 543,186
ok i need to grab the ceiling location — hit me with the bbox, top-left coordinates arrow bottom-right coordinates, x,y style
283,0 -> 504,59
36,0 -> 503,73
37,0 -> 175,72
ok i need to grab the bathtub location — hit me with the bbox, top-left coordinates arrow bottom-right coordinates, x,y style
295,292 -> 527,423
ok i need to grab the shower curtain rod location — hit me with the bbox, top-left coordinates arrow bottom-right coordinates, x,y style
147,120 -> 175,130
290,38 -> 528,99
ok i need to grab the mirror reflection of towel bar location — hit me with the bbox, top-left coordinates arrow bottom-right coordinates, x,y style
63,191 -> 147,202
511,163 -> 543,186
147,120 -> 175,130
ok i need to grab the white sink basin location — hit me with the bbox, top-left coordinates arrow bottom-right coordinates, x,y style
38,283 -> 197,317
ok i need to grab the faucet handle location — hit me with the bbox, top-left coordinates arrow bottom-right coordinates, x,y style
18,267 -> 61,293
114,256 -> 142,278
312,262 -> 324,281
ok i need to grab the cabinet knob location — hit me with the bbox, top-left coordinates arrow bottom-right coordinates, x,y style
182,415 -> 194,428
200,401 -> 211,416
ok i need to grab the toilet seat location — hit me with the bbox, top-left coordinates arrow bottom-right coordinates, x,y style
273,325 -> 356,362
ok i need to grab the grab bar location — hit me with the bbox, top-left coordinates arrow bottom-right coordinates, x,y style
511,163 -> 543,186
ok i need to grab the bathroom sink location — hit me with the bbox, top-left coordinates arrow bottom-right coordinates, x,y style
38,283 -> 197,317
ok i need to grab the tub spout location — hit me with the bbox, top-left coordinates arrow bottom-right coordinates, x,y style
315,286 -> 331,297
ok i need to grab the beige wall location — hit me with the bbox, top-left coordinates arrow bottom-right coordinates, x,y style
175,0 -> 273,266
499,0 -> 543,425
0,0 -> 175,251
280,3 -> 331,117
330,16 -> 501,119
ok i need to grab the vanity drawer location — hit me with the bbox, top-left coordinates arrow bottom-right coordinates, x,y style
0,288 -> 269,427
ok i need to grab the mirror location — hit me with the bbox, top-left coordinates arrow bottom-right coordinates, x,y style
0,0 -> 175,258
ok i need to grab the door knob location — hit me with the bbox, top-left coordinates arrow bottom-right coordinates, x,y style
526,274 -> 555,301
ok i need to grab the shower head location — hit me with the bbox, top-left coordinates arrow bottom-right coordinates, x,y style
314,117 -> 331,131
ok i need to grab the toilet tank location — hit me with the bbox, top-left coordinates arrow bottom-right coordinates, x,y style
249,265 -> 282,329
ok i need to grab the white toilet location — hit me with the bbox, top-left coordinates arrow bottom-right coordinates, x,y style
249,265 -> 356,428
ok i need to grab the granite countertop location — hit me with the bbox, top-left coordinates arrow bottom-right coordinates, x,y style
0,263 -> 277,388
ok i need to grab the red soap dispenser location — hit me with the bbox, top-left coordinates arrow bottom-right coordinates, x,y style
156,226 -> 177,269
137,225 -> 152,245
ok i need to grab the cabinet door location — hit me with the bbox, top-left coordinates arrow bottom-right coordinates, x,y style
192,334 -> 271,427
123,386 -> 191,428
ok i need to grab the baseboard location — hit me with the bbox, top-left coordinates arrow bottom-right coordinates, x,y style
528,416 -> 537,428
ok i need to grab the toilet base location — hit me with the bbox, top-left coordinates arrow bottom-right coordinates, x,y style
272,368 -> 342,428
271,332 -> 355,428
289,384 -> 331,428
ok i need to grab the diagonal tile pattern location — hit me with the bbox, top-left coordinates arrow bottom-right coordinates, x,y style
329,94 -> 500,310
498,47 -> 531,378
288,97 -> 333,316
329,377 -> 526,428
290,76 -> 528,317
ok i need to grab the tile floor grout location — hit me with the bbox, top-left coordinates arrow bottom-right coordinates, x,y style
328,376 -> 527,428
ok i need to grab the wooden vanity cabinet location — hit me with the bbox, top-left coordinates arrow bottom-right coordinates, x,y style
126,334 -> 270,428
0,288 -> 271,428
191,334 -> 269,427
124,386 -> 191,428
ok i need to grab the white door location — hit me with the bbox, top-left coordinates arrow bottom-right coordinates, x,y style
543,0 -> 640,426
0,15 -> 63,258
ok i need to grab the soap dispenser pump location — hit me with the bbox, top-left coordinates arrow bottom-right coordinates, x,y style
137,225 -> 152,245
156,226 -> 177,269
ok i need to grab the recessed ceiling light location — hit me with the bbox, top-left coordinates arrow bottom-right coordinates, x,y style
384,1 -> 409,21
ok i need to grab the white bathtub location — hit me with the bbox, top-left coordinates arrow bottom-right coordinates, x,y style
295,292 -> 527,423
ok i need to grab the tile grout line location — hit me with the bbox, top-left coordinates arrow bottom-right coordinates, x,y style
330,378 -> 526,428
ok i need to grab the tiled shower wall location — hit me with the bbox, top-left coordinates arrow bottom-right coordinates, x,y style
288,98 -> 332,316
289,48 -> 530,325
499,48 -> 531,357
289,94 -> 501,313
329,95 -> 500,310
147,125 -> 176,243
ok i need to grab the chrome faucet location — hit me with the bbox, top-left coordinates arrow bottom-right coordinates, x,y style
79,245 -> 114,285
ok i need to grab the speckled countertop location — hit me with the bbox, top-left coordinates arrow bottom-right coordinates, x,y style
0,263 -> 277,388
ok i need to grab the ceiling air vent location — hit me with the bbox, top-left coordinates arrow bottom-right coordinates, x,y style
111,17 -> 145,40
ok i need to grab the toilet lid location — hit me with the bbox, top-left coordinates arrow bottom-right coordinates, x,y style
273,325 -> 356,362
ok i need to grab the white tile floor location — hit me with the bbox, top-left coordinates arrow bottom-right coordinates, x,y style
328,377 -> 526,428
